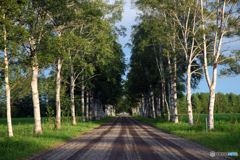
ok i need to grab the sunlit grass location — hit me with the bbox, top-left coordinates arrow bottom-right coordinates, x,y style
133,113 -> 240,160
0,116 -> 115,160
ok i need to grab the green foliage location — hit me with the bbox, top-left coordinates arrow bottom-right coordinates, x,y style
46,107 -> 54,119
0,0 -> 126,119
177,92 -> 240,114
219,50 -> 240,77
191,93 -> 202,114
177,93 -> 187,114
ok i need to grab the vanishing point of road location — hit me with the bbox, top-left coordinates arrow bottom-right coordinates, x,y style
30,116 -> 231,160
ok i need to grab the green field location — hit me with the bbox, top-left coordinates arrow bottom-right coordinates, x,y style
0,116 -> 115,160
133,113 -> 240,159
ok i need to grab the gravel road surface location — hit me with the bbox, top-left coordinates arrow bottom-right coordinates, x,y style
29,116 -> 231,160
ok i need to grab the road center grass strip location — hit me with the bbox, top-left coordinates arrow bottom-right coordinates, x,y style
0,116 -> 116,160
132,114 -> 240,160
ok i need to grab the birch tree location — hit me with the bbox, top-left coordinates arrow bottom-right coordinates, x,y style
0,0 -> 28,137
2,12 -> 13,137
200,0 -> 240,130
134,0 -> 204,125
20,0 -> 63,134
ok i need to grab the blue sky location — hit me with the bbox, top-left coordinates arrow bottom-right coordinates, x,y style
113,0 -> 240,95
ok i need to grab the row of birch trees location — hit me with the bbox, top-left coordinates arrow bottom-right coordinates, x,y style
0,0 -> 125,137
125,0 -> 240,130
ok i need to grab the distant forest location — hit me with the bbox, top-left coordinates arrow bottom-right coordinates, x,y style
1,92 -> 239,118
178,92 -> 240,114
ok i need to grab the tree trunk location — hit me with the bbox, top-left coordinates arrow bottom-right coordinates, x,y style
141,95 -> 144,117
4,17 -> 13,137
70,62 -> 76,125
55,57 -> 62,129
164,96 -> 170,122
89,91 -> 93,120
200,0 -> 225,130
100,103 -> 102,119
167,54 -> 174,121
168,77 -> 172,121
148,96 -> 150,118
172,55 -> 178,123
172,21 -> 178,123
144,95 -> 147,118
151,88 -> 156,119
208,86 -> 216,129
94,100 -> 97,119
148,95 -> 151,118
187,64 -> 194,125
157,95 -> 161,117
161,82 -> 165,118
32,56 -> 42,134
159,44 -> 165,118
97,101 -> 100,120
86,91 -> 89,122
81,74 -> 85,122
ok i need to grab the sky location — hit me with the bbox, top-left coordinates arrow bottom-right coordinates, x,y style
113,0 -> 240,95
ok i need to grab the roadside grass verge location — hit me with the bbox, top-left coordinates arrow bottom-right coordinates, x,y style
133,114 -> 240,159
0,116 -> 115,160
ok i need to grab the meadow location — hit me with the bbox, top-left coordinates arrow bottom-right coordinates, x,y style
0,116 -> 115,160
133,113 -> 240,159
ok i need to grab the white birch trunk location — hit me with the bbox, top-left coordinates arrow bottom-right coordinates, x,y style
173,55 -> 178,123
164,95 -> 170,122
151,88 -> 156,119
55,57 -> 62,129
3,16 -> 13,137
32,56 -> 42,134
186,64 -> 194,125
200,0 -> 227,130
208,86 -> 216,129
167,54 -> 174,122
70,62 -> 77,125
82,74 -> 85,122
162,82 -> 165,118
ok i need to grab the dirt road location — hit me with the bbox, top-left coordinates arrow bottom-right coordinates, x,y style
29,116 -> 231,160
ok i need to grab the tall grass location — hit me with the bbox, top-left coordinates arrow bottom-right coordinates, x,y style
0,116 -> 115,160
133,113 -> 240,159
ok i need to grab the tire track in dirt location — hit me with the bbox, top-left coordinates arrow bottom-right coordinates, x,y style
125,117 -> 163,160
127,118 -> 183,160
130,117 -> 232,160
71,118 -> 122,160
66,117 -> 120,160
128,117 -> 198,160
108,117 -> 127,160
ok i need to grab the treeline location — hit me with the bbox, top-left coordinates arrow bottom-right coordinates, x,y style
125,0 -> 240,130
178,92 -> 240,114
0,0 -> 125,137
